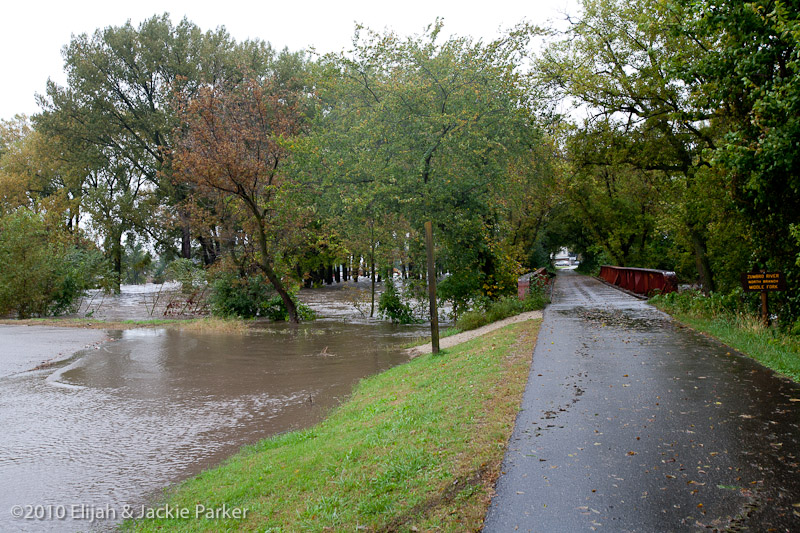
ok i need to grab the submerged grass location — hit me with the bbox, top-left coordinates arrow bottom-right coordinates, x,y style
0,316 -> 252,333
650,293 -> 800,382
125,319 -> 541,532
0,317 -> 187,329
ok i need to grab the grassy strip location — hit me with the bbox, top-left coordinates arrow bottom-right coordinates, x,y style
455,288 -> 549,332
650,301 -> 800,382
125,319 -> 541,532
0,316 -> 250,332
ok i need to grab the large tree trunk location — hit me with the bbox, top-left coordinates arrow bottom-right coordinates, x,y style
690,228 -> 715,295
111,229 -> 123,294
180,212 -> 192,260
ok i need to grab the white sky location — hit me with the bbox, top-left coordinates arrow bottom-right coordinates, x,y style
1,0 -> 578,120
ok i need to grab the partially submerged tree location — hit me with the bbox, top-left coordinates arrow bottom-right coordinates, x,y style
174,78 -> 307,322
317,21 -> 538,343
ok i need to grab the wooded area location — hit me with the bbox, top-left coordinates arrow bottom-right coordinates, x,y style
1,1 -> 798,330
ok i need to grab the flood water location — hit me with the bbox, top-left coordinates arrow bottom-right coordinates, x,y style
0,303 -> 427,531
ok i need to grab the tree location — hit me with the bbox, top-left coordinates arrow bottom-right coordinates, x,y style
34,14 -> 279,277
173,78 -> 307,322
539,0 -> 723,292
316,21 -> 537,345
683,0 -> 800,323
0,208 -> 107,318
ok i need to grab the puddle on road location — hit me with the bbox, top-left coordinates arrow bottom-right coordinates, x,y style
0,320 -> 427,531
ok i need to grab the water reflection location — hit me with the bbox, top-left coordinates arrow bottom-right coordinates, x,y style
0,321 -> 426,531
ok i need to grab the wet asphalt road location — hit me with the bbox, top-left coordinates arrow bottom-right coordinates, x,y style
484,271 -> 800,532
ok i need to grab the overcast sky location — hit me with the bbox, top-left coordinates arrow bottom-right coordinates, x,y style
1,0 -> 578,120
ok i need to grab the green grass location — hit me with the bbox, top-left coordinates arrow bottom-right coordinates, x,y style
455,288 -> 549,333
402,326 -> 462,349
650,294 -> 800,382
124,319 -> 541,532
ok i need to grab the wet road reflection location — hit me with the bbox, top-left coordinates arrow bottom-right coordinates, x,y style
485,271 -> 800,532
0,321 -> 426,531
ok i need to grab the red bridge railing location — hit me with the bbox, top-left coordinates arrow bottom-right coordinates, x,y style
599,265 -> 677,296
518,267 -> 550,299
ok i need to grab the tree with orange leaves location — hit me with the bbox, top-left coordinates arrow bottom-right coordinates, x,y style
173,78 -> 307,322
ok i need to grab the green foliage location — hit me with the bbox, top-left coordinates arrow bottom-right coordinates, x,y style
649,289 -> 751,318
539,0 -> 722,292
315,21 -> 541,324
50,246 -> 112,315
0,209 -> 108,318
122,236 -> 153,284
208,272 -> 314,321
454,286 -> 549,332
378,280 -> 419,324
437,218 -> 524,317
165,258 -> 205,293
684,0 -> 800,322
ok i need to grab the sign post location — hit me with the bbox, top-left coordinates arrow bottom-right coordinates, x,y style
740,271 -> 786,324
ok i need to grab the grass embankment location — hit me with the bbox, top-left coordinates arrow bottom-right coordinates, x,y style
404,288 -> 550,348
650,292 -> 800,382
126,319 -> 541,532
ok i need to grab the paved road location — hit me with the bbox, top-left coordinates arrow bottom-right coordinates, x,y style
484,271 -> 800,532
0,325 -> 107,378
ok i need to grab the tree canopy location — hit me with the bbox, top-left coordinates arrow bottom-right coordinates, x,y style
0,7 -> 798,328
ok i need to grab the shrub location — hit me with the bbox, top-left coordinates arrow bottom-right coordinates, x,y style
209,272 -> 314,320
0,209 -> 108,318
378,280 -> 419,324
166,258 -> 205,293
49,247 -> 111,315
455,285 -> 549,332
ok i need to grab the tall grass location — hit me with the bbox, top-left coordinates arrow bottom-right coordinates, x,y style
455,285 -> 549,332
650,290 -> 800,382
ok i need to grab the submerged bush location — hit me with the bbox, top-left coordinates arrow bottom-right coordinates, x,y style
166,258 -> 205,293
209,272 -> 314,320
378,280 -> 419,324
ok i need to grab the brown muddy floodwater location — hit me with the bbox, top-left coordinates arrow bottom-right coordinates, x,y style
0,318 -> 427,532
